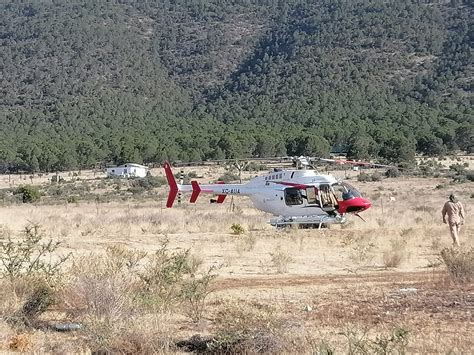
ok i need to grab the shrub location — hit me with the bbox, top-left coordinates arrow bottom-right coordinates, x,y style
371,172 -> 383,181
385,167 -> 401,178
180,266 -> 218,322
342,327 -> 409,354
14,186 -> 40,203
449,163 -> 466,175
137,243 -> 215,318
217,172 -> 240,183
270,249 -> 293,273
8,333 -> 32,352
244,162 -> 267,171
67,196 -> 78,204
211,302 -> 289,353
440,247 -> 474,282
349,236 -> 376,264
11,284 -> 55,327
357,172 -> 382,182
105,245 -> 147,272
235,233 -> 257,254
383,251 -> 404,268
357,172 -> 372,182
383,238 -> 407,268
0,224 -> 70,284
465,170 -> 474,182
230,223 -> 245,235
129,176 -> 166,192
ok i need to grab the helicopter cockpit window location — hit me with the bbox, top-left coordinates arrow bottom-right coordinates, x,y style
306,187 -> 318,205
332,182 -> 361,200
284,188 -> 303,206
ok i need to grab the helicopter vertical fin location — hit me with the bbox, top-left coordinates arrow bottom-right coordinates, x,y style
164,161 -> 179,208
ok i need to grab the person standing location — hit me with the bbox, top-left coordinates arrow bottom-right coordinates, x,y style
442,194 -> 465,247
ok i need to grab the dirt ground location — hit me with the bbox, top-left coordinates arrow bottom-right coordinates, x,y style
0,163 -> 473,353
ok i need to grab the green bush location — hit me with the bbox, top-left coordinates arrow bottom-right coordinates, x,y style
0,224 -> 70,284
357,172 -> 382,182
385,167 -> 401,178
15,185 -> 41,203
230,223 -> 245,235
218,172 -> 240,183
67,196 -> 79,204
449,163 -> 467,175
129,176 -> 166,192
244,162 -> 268,172
465,170 -> 474,182
371,172 -> 383,182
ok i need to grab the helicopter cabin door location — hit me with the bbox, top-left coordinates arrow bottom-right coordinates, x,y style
305,187 -> 319,206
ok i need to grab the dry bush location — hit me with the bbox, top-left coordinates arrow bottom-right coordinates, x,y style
383,251 -> 404,269
0,224 -> 11,240
269,249 -> 294,274
440,247 -> 474,282
62,272 -> 135,325
58,245 -> 189,353
0,281 -> 20,317
55,242 -> 216,352
84,315 -> 174,354
9,283 -> 55,327
211,302 -> 292,353
104,244 -> 147,273
8,332 -> 33,352
430,235 -> 442,251
137,246 -> 195,309
383,239 -> 407,269
179,267 -> 218,323
349,236 -> 376,264
342,326 -> 409,354
235,233 -> 257,254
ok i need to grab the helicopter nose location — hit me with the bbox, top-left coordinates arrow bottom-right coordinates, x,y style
337,197 -> 372,214
360,198 -> 372,211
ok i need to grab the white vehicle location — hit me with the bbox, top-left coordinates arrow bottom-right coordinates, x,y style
106,163 -> 148,178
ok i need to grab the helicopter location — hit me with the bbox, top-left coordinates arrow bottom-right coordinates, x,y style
163,158 -> 376,228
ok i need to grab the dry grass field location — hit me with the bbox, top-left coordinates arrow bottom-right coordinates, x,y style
0,162 -> 472,353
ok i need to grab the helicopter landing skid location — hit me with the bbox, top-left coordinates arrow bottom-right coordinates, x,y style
269,215 -> 346,229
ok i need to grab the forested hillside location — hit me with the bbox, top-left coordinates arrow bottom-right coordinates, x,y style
0,0 -> 472,172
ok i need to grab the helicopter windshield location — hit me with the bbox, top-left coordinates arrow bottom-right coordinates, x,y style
332,182 -> 362,200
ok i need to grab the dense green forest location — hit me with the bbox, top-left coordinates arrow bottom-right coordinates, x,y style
0,0 -> 472,172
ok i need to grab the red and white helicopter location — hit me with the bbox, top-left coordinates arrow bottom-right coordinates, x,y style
163,157 -> 388,228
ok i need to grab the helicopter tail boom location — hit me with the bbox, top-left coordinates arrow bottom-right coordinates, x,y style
164,161 -> 247,207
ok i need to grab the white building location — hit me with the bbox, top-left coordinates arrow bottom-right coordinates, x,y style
106,163 -> 148,178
